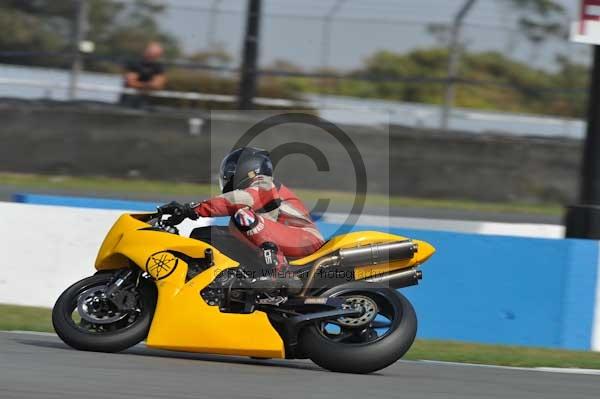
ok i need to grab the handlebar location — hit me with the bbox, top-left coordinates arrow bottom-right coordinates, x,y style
151,206 -> 180,234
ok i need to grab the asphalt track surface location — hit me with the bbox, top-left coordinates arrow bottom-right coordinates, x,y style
1,332 -> 599,399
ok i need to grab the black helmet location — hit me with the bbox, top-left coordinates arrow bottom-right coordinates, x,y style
219,147 -> 273,193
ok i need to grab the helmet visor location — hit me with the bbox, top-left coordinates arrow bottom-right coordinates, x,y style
219,155 -> 238,193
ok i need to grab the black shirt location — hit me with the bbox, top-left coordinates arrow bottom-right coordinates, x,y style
125,60 -> 164,83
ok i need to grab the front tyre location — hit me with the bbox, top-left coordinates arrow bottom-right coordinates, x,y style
52,272 -> 156,353
300,283 -> 417,374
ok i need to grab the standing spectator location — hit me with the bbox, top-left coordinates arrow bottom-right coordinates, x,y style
120,42 -> 167,108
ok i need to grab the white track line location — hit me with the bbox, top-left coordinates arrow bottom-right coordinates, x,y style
418,360 -> 600,376
535,367 -> 600,376
2,330 -> 56,337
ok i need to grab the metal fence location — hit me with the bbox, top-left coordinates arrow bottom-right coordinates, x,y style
0,0 -> 591,134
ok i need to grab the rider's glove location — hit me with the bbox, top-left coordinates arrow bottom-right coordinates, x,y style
158,201 -> 199,224
183,202 -> 199,220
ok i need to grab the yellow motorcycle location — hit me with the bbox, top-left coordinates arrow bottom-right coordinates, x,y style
52,209 -> 435,374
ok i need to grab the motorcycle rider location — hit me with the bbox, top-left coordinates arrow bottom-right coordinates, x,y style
161,147 -> 325,275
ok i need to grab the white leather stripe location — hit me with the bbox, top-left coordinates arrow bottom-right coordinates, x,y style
279,202 -> 310,220
220,189 -> 254,207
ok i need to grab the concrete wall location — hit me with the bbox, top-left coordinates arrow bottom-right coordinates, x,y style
14,193 -> 565,238
0,201 -> 211,308
1,200 -> 599,351
0,101 -> 582,203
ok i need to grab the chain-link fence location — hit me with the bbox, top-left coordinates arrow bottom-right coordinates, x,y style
0,0 -> 591,136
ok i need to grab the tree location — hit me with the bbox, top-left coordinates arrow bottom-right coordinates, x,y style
188,46 -> 233,67
504,0 -> 568,43
0,0 -> 180,69
284,47 -> 587,118
0,2 -> 71,66
89,0 -> 180,64
426,0 -> 567,49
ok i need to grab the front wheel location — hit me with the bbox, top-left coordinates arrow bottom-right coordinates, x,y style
52,271 -> 157,353
299,283 -> 417,374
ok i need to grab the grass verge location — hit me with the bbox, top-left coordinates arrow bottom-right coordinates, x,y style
2,303 -> 599,369
404,340 -> 600,369
0,172 -> 562,216
1,304 -> 53,333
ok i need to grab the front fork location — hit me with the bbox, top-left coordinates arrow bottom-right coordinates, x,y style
104,269 -> 135,297
101,268 -> 145,311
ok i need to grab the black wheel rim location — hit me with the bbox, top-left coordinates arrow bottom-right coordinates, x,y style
316,291 -> 401,346
63,277 -> 143,334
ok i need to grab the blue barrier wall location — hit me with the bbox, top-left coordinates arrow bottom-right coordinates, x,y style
15,193 -> 600,350
13,193 -> 160,211
318,222 -> 599,350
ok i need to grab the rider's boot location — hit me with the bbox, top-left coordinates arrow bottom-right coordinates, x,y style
255,242 -> 303,295
230,208 -> 303,295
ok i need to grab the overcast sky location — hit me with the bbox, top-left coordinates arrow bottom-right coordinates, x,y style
161,0 -> 589,71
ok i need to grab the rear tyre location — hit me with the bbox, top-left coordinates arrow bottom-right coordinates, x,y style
52,272 -> 156,353
300,283 -> 417,374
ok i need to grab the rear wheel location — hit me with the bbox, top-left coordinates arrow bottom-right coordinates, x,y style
300,283 -> 417,374
52,272 -> 156,353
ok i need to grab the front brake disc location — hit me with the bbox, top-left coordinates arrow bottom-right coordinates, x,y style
76,286 -> 129,325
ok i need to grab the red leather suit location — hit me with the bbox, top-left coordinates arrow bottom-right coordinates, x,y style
191,176 -> 324,258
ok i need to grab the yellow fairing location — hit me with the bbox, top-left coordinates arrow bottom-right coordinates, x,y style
95,214 -> 285,358
290,231 -> 435,279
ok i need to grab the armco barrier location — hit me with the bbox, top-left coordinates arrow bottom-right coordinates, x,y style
1,200 -> 599,351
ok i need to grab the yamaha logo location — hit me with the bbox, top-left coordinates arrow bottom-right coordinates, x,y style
145,251 -> 178,280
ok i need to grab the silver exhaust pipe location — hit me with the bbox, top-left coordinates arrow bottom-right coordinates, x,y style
299,241 -> 419,297
338,240 -> 417,267
366,268 -> 422,288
